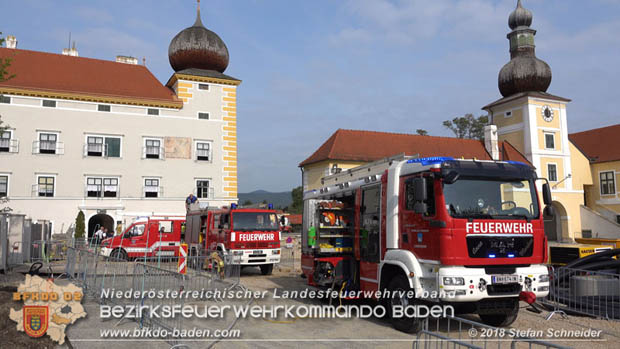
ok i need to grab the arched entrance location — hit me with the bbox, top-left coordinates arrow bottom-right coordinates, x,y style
544,201 -> 568,242
88,213 -> 114,239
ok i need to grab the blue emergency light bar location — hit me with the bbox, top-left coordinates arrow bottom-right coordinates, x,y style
505,160 -> 529,167
507,253 -> 515,258
488,254 -> 496,258
407,156 -> 455,166
268,203 -> 274,209
231,203 -> 238,209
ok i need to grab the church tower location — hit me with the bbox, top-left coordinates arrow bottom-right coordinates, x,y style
166,0 -> 240,201
482,0 -> 588,241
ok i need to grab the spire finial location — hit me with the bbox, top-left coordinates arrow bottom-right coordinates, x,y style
193,0 -> 204,27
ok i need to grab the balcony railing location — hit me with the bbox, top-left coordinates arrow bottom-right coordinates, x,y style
0,138 -> 19,153
84,143 -> 108,157
194,187 -> 214,199
142,146 -> 164,159
84,184 -> 119,198
144,186 -> 163,198
196,149 -> 211,161
32,141 -> 64,155
31,185 -> 54,197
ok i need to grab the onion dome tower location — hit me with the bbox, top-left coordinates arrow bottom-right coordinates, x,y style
498,0 -> 551,97
168,0 -> 229,73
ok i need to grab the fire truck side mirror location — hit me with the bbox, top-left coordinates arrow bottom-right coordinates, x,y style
413,177 -> 427,202
542,183 -> 552,205
443,170 -> 460,184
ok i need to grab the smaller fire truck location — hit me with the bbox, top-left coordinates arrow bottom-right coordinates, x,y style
185,205 -> 281,275
100,216 -> 186,260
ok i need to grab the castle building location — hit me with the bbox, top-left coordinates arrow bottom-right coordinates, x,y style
300,1 -> 620,242
0,3 -> 240,237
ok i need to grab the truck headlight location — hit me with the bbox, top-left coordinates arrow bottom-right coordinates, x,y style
443,277 -> 465,286
272,249 -> 280,255
539,274 -> 549,283
233,251 -> 244,256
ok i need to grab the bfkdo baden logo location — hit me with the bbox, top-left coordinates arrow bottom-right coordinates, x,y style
10,275 -> 86,344
23,305 -> 49,337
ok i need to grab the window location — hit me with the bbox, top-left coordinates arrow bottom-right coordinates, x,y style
85,135 -> 121,157
600,171 -> 616,195
37,176 -> 54,197
144,178 -> 160,198
147,108 -> 159,116
103,178 -> 119,197
0,95 -> 10,104
87,178 -> 102,197
38,133 -> 57,154
98,104 -> 111,112
544,133 -> 555,150
196,180 -> 210,198
0,176 -> 7,197
86,177 -> 119,198
548,164 -> 558,182
128,224 -> 145,237
198,84 -> 209,90
196,142 -> 210,161
42,100 -> 56,108
158,221 -> 173,233
144,139 -> 162,159
198,112 -> 209,120
87,136 -> 104,156
505,111 -> 512,118
0,131 -> 11,152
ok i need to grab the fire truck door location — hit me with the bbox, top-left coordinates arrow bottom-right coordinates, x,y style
360,185 -> 381,291
151,221 -> 177,257
400,177 -> 437,259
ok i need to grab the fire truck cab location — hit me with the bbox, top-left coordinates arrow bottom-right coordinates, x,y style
302,156 -> 552,331
186,205 -> 281,275
100,216 -> 186,260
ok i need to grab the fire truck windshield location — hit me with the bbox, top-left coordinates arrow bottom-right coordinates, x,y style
442,177 -> 539,220
232,212 -> 279,231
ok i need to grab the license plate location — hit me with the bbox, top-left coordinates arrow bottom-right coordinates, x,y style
491,275 -> 519,284
253,250 -> 263,254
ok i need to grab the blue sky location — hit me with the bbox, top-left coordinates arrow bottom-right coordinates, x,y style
3,0 -> 619,192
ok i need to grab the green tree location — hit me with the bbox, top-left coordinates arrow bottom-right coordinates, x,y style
242,200 -> 253,206
442,114 -> 489,140
1,33 -> 15,132
75,211 -> 85,239
415,129 -> 428,136
289,186 -> 303,214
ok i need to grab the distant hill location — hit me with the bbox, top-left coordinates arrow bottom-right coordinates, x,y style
238,190 -> 292,209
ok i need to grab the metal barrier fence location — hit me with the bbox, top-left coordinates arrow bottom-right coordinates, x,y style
278,237 -> 301,273
62,247 -> 243,347
414,316 -> 571,349
542,265 -> 620,321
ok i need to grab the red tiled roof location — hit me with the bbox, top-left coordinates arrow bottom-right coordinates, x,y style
0,47 -> 181,107
569,124 -> 620,163
299,129 -> 531,167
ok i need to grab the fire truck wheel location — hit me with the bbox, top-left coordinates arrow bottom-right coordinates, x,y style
478,302 -> 519,327
260,264 -> 274,275
111,249 -> 127,261
387,274 -> 423,333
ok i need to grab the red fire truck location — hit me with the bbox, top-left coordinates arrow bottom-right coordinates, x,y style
100,216 -> 186,260
185,205 -> 281,275
302,156 -> 553,331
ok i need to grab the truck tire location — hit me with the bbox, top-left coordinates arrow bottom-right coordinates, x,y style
479,301 -> 519,327
387,274 -> 423,333
111,249 -> 127,261
260,264 -> 274,275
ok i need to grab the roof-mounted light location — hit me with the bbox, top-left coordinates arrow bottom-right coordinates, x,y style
407,157 -> 454,166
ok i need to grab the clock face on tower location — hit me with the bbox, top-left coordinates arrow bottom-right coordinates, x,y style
542,105 -> 554,122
